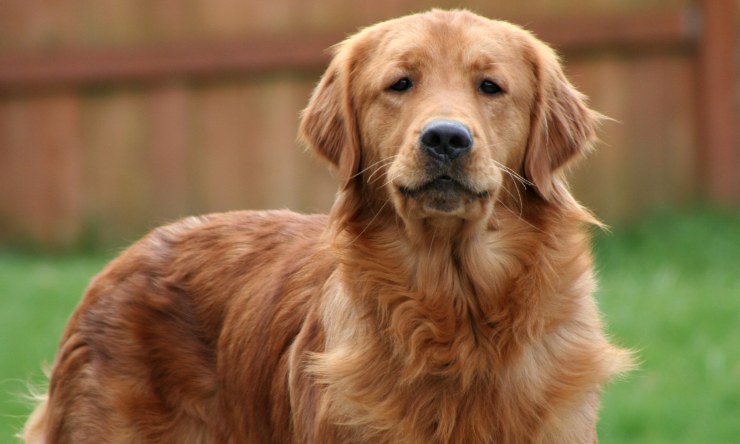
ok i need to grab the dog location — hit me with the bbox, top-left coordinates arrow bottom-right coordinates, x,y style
23,9 -> 631,443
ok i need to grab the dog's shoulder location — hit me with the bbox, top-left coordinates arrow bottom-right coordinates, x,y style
66,210 -> 332,352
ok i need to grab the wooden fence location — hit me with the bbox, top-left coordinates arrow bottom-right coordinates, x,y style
0,0 -> 737,248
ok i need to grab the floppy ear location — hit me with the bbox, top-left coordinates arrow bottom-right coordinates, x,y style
299,44 -> 361,189
524,41 -> 600,203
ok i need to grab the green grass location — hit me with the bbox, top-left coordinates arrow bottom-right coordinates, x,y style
1,207 -> 738,442
0,252 -> 112,440
596,207 -> 740,443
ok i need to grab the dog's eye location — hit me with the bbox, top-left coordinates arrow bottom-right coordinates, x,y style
388,77 -> 413,92
479,80 -> 504,95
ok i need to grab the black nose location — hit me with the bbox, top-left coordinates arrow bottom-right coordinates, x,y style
419,120 -> 473,162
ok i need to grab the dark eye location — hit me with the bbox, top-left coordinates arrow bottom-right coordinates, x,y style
479,79 -> 503,95
388,77 -> 413,92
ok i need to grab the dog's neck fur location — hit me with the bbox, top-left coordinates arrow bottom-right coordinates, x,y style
324,180 -> 592,380
310,183 -> 597,440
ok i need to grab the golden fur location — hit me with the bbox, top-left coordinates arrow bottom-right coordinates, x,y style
24,10 -> 631,443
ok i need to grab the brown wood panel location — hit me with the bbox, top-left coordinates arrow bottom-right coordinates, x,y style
80,90 -> 153,245
146,82 -> 191,220
0,93 -> 81,247
194,82 -> 260,213
252,78 -> 306,209
39,93 -> 83,246
569,53 -> 698,223
697,0 -> 739,203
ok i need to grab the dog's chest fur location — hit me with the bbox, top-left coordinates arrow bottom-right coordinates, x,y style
286,211 -> 615,443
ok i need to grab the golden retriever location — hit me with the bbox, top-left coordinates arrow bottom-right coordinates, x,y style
24,10 -> 631,443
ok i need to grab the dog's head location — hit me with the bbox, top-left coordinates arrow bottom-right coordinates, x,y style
300,10 -> 598,230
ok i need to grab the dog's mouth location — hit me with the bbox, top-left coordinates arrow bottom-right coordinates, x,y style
398,175 -> 489,214
399,175 -> 487,197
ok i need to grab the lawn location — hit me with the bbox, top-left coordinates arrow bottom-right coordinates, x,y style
1,207 -> 738,442
595,207 -> 740,443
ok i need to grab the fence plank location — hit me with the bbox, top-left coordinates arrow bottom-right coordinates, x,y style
147,83 -> 191,220
81,90 -> 153,245
0,94 -> 81,246
697,0 -> 739,203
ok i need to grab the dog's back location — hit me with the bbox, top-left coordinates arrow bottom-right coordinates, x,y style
24,210 -> 332,443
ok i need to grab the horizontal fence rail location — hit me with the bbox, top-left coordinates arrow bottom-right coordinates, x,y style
0,9 -> 697,93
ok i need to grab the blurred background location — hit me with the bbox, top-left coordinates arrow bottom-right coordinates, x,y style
0,0 -> 738,442
0,0 -> 737,248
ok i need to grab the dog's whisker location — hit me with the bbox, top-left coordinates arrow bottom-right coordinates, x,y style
348,199 -> 391,246
367,165 -> 392,186
355,155 -> 398,182
366,159 -> 393,185
497,164 -> 532,188
500,182 -> 524,217
352,157 -> 388,179
498,201 -> 548,234
380,170 -> 404,190
476,142 -> 532,188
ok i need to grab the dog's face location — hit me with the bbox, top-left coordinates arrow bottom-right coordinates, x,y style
357,15 -> 536,222
301,10 -> 597,228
